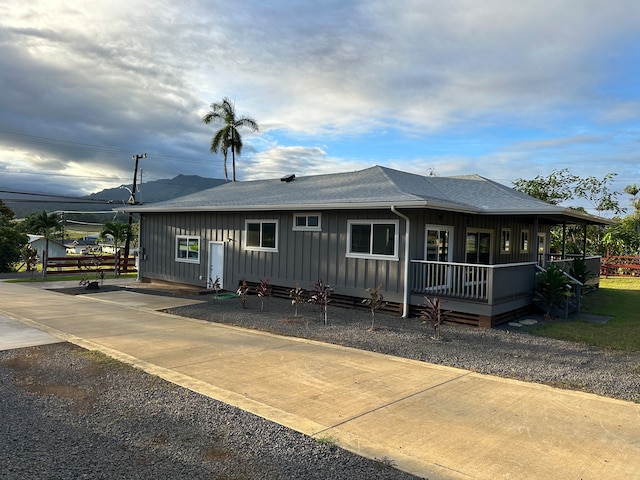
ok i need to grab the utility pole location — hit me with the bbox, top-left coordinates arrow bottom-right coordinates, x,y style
123,153 -> 146,273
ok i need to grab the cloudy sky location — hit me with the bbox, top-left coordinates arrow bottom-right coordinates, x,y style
1,1 -> 639,214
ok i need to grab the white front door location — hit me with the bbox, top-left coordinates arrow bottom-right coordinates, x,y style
208,242 -> 224,289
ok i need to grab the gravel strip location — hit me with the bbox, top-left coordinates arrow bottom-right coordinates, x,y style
1,343 -> 420,480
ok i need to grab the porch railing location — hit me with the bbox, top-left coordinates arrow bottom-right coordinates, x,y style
548,255 -> 601,274
410,260 -> 537,304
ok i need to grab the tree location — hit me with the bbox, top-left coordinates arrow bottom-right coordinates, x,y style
513,170 -> 621,256
623,183 -> 639,211
32,211 -> 61,278
512,168 -> 578,205
202,97 -> 259,182
623,184 -> 640,235
513,169 -> 621,215
602,216 -> 640,255
0,200 -> 28,273
574,173 -> 622,216
100,221 -> 130,275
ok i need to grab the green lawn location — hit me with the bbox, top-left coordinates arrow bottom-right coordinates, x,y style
531,277 -> 640,351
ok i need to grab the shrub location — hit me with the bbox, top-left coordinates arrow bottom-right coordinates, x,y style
534,265 -> 574,318
289,282 -> 307,318
236,280 -> 249,308
420,295 -> 443,340
362,283 -> 384,330
309,278 -> 333,325
255,278 -> 271,311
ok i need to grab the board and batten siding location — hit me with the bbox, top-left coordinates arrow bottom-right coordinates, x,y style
138,209 -> 407,302
138,208 -> 549,305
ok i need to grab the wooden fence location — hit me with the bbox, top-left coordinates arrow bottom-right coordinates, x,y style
600,256 -> 640,277
45,255 -> 137,275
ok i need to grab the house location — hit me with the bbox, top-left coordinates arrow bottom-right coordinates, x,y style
28,234 -> 67,260
122,166 -> 611,327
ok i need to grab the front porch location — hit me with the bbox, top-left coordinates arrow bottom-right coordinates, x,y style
409,256 -> 601,327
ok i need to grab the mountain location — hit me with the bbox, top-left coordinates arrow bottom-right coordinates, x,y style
86,175 -> 227,204
4,175 -> 226,219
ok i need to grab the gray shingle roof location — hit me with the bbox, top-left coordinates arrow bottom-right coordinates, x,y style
122,165 -> 610,224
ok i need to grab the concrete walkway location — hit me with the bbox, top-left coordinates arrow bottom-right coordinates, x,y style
1,281 -> 639,479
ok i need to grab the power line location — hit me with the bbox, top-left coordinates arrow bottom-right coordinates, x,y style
0,189 -> 109,202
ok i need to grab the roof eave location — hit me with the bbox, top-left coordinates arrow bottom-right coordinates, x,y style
481,207 -> 616,225
119,200 -> 483,214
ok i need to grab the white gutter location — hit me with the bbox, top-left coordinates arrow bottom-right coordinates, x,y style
391,206 -> 410,318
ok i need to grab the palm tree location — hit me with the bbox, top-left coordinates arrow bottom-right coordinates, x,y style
101,221 -> 130,275
32,211 -> 61,278
624,184 -> 640,234
202,97 -> 259,182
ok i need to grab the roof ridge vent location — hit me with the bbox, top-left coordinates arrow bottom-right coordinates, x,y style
280,174 -> 295,183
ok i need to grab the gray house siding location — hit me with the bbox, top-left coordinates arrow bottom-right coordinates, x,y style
139,208 -> 551,309
139,209 -> 407,302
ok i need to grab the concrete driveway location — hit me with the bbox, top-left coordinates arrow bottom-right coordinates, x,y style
1,280 -> 639,479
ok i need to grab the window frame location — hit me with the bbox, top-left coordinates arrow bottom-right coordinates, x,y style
465,228 -> 493,264
500,228 -> 511,254
520,229 -> 530,254
292,213 -> 322,232
244,219 -> 279,252
175,235 -> 201,264
424,224 -> 454,262
346,220 -> 399,260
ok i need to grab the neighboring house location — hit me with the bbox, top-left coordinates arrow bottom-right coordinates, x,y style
99,242 -> 116,254
28,235 -> 67,260
123,166 -> 611,327
66,239 -> 97,254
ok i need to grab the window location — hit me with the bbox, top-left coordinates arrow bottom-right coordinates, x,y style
500,228 -> 511,254
293,213 -> 321,231
425,225 -> 454,289
347,220 -> 398,259
425,225 -> 453,262
537,233 -> 546,265
176,235 -> 200,263
466,229 -> 492,264
245,220 -> 278,251
520,230 -> 529,254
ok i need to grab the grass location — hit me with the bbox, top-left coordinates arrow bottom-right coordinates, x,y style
530,277 -> 640,351
314,435 -> 338,450
75,349 -> 138,371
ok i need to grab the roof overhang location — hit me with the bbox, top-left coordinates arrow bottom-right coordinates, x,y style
117,200 -> 480,214
119,198 -> 615,227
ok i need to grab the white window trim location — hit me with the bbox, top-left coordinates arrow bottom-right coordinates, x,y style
346,219 -> 399,260
175,235 -> 200,264
520,229 -> 530,254
245,219 -> 279,252
292,213 -> 322,232
500,228 -> 511,254
424,224 -> 454,262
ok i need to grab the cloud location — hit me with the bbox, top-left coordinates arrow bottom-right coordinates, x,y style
239,145 -> 367,181
1,0 -> 640,201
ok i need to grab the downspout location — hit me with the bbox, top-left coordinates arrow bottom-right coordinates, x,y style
391,206 -> 410,318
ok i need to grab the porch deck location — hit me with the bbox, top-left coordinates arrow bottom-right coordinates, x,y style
409,257 -> 601,327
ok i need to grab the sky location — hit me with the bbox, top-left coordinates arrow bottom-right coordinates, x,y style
1,0 -> 639,216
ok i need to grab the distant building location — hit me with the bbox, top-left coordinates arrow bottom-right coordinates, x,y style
28,235 -> 67,260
